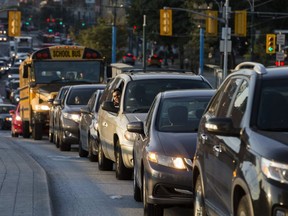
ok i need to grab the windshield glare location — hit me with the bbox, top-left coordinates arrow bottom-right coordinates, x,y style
34,61 -> 101,83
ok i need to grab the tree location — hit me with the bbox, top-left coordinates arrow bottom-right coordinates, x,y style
70,20 -> 128,63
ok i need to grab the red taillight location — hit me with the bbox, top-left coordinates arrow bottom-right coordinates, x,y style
133,56 -> 136,61
36,52 -> 49,59
275,61 -> 285,67
85,53 -> 91,58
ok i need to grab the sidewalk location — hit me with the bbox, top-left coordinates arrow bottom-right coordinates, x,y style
0,137 -> 52,216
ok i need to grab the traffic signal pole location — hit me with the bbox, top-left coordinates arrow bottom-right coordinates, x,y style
164,1 -> 229,78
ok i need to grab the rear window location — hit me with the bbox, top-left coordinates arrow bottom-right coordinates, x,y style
124,79 -> 211,113
66,88 -> 97,105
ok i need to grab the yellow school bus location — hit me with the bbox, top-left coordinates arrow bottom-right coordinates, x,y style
19,45 -> 106,140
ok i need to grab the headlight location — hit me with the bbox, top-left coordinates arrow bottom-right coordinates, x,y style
124,130 -> 137,141
35,104 -> 50,111
63,112 -> 80,122
15,115 -> 21,121
147,152 -> 191,170
261,157 -> 288,184
5,117 -> 12,121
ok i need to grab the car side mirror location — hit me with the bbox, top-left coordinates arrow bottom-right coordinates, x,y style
80,106 -> 90,114
127,121 -> 144,134
102,101 -> 118,113
53,99 -> 61,106
205,117 -> 241,136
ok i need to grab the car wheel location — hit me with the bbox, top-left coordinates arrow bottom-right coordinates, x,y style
115,141 -> 133,180
22,121 -> 30,138
133,158 -> 142,202
79,139 -> 88,157
33,123 -> 42,140
0,120 -> 3,130
143,174 -> 163,216
237,194 -> 253,216
59,129 -> 71,151
88,135 -> 98,162
194,175 -> 206,216
98,140 -> 113,171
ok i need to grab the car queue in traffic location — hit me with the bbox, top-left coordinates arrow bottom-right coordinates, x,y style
1,50 -> 288,216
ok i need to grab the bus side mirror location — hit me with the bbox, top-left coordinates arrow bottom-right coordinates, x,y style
23,64 -> 29,78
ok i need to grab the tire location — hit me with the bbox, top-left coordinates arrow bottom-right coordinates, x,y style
59,130 -> 71,151
237,195 -> 253,216
133,161 -> 142,202
0,120 -> 3,130
143,175 -> 163,216
33,123 -> 42,140
14,133 -> 19,137
79,140 -> 88,157
98,141 -> 113,171
54,132 -> 59,148
115,141 -> 133,180
22,121 -> 30,138
88,135 -> 98,162
193,175 -> 206,216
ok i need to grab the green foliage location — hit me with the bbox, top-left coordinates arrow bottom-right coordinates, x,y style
70,23 -> 128,63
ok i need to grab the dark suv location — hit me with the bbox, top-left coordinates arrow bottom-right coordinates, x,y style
97,71 -> 213,180
192,62 -> 288,216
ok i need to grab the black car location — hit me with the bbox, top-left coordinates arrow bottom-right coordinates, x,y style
122,53 -> 136,65
48,85 -> 70,144
55,84 -> 105,151
0,104 -> 16,130
193,62 -> 288,216
127,89 -> 215,216
78,89 -> 105,161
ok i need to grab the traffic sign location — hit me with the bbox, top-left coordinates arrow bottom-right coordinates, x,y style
277,34 -> 285,45
276,52 -> 285,61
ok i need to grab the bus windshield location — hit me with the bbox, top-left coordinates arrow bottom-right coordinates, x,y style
33,61 -> 102,84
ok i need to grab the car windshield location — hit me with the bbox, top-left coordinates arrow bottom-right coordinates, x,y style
124,79 -> 211,113
257,78 -> 288,131
34,61 -> 101,84
66,88 -> 97,106
156,96 -> 211,133
0,105 -> 16,114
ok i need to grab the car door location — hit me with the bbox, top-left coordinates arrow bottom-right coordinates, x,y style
80,92 -> 97,150
99,78 -> 123,160
200,77 -> 248,215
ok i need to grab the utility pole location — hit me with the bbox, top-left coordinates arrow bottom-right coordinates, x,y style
111,0 -> 117,63
223,0 -> 229,79
142,15 -> 147,71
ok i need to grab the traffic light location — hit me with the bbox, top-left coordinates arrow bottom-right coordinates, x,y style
235,10 -> 247,37
266,34 -> 276,54
206,10 -> 218,36
8,10 -> 21,37
160,9 -> 172,36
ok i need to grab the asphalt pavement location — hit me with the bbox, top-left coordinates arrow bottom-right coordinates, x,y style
0,135 -> 52,216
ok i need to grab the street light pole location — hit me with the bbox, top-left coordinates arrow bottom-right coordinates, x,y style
111,0 -> 117,63
223,0 -> 229,79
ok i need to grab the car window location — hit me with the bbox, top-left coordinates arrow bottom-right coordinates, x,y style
257,78 -> 288,130
124,79 -> 211,113
230,80 -> 248,127
157,96 -> 212,132
0,105 -> 15,113
216,78 -> 242,118
66,88 -> 97,105
87,92 -> 96,110
145,95 -> 158,135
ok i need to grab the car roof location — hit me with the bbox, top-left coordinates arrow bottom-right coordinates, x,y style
116,71 -> 204,81
68,84 -> 106,90
161,89 -> 216,98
